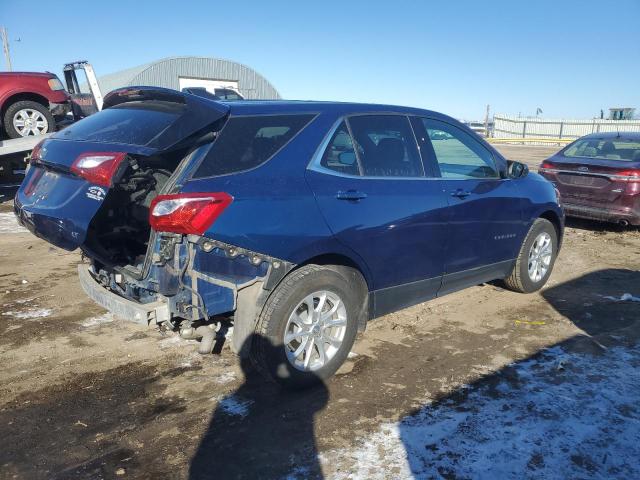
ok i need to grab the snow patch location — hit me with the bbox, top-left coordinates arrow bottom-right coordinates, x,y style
214,371 -> 237,385
322,344 -> 640,479
81,313 -> 115,327
0,212 -> 28,234
603,293 -> 640,302
2,308 -> 52,319
217,395 -> 253,417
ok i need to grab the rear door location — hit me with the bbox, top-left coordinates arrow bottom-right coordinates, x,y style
306,114 -> 449,315
14,87 -> 229,250
418,118 -> 524,294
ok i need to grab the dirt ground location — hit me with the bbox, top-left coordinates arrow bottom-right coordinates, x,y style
1,144 -> 639,479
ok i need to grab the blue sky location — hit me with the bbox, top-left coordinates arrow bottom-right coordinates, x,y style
1,0 -> 638,120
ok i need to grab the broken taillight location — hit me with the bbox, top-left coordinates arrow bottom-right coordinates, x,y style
149,192 -> 233,235
70,152 -> 127,187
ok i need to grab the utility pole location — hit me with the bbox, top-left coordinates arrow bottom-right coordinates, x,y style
1,26 -> 12,71
484,104 -> 490,137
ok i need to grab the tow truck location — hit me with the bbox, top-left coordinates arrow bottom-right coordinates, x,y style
0,61 -> 103,187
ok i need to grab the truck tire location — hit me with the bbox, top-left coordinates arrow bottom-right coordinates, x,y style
4,100 -> 54,138
251,264 -> 360,388
503,218 -> 558,293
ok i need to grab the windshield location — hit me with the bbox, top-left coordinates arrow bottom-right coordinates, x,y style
563,138 -> 640,162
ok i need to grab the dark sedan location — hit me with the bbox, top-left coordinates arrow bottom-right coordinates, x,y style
539,132 -> 640,226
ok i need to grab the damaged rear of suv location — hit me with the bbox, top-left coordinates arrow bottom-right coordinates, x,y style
15,87 -> 366,387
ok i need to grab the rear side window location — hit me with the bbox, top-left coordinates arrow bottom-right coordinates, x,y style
194,114 -> 315,177
422,118 -> 498,179
563,139 -> 640,161
348,115 -> 423,177
58,101 -> 185,146
320,121 -> 359,176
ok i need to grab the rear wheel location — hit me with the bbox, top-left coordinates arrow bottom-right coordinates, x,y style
251,264 -> 360,388
503,218 -> 558,293
4,100 -> 54,138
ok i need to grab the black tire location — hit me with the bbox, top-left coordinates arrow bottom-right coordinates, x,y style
3,100 -> 55,138
503,218 -> 558,293
251,264 -> 361,388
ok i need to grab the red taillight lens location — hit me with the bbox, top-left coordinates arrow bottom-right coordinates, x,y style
70,152 -> 127,187
24,168 -> 45,196
616,169 -> 640,181
539,161 -> 555,171
149,193 -> 233,235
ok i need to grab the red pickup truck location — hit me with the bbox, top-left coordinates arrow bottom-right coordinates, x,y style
0,72 -> 70,138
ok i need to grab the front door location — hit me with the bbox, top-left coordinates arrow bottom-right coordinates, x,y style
418,118 -> 524,294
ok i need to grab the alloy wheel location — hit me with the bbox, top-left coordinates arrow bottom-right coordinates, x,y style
528,232 -> 552,282
284,290 -> 347,371
13,109 -> 49,136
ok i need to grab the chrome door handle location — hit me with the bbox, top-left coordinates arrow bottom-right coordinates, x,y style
336,190 -> 367,201
451,189 -> 471,199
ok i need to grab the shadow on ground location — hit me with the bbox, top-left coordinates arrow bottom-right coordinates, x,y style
394,269 -> 640,479
189,334 -> 328,480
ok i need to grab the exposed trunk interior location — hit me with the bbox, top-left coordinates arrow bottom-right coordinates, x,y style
84,148 -> 189,270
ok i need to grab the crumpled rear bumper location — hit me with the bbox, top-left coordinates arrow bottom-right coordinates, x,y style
78,264 -> 170,325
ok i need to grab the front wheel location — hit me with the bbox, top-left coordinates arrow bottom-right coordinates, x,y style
503,218 -> 558,293
251,264 -> 361,388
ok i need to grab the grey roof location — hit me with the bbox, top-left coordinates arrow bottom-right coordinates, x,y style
93,56 -> 280,100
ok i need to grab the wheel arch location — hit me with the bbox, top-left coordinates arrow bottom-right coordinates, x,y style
1,92 -> 51,117
233,251 -> 371,355
298,253 -> 371,289
293,253 -> 370,332
538,209 -> 564,249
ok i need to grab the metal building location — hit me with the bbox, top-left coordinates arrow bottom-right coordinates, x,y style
94,56 -> 281,99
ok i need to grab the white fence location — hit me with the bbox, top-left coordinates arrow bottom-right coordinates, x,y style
493,115 -> 640,142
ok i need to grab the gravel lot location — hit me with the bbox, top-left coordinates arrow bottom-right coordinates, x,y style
1,144 -> 639,479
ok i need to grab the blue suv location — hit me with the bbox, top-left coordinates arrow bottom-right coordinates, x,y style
15,87 -> 563,387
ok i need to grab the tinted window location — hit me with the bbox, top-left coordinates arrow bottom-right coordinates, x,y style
214,88 -> 244,101
320,121 -> 359,176
563,139 -> 640,161
423,119 -> 498,179
58,101 -> 184,146
348,115 -> 423,177
194,114 -> 314,177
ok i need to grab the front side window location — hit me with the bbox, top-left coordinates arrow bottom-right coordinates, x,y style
348,115 -> 423,177
423,118 -> 498,179
563,139 -> 640,161
194,114 -> 314,177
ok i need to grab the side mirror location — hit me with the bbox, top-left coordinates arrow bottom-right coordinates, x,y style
508,161 -> 529,179
338,151 -> 357,166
